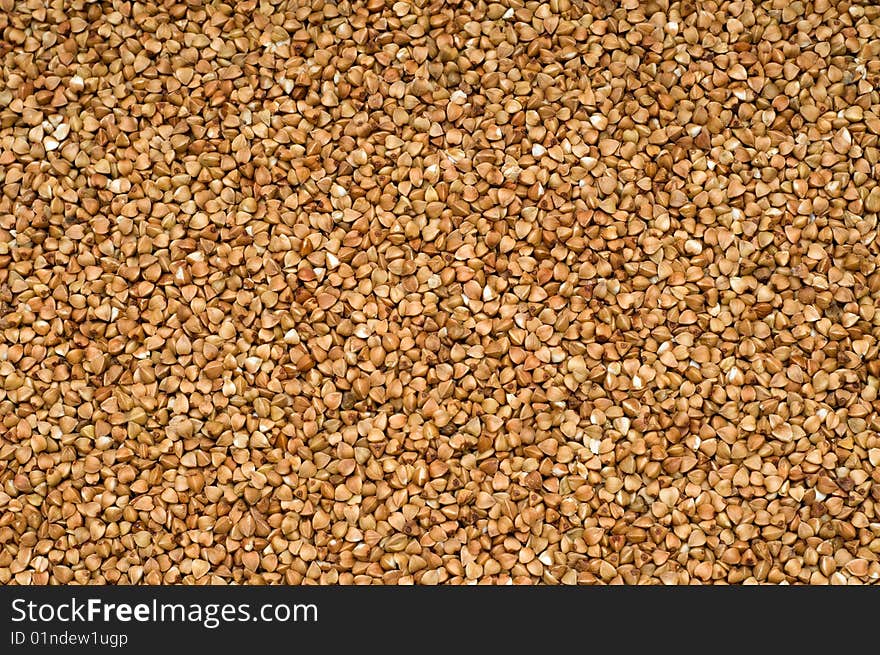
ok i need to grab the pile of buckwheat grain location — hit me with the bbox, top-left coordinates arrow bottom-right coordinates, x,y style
2,0 -> 880,585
